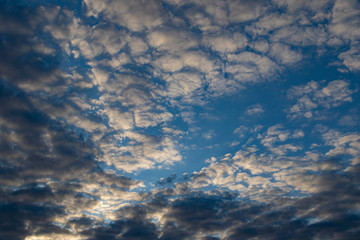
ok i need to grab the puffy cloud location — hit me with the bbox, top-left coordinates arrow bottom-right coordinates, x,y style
203,33 -> 248,53
245,104 -> 264,115
164,72 -> 203,98
271,26 -> 328,46
84,0 -> 165,31
148,30 -> 199,52
269,43 -> 303,65
0,79 -> 142,239
246,12 -> 295,36
338,43 -> 360,72
288,80 -> 354,119
208,51 -> 278,95
329,0 -> 360,41
338,114 -> 360,127
322,130 -> 360,157
228,0 -> 267,23
328,0 -> 360,71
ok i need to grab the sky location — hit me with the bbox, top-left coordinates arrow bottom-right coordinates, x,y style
0,0 -> 360,239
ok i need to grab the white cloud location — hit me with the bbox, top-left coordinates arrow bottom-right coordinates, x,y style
164,72 -> 203,98
233,126 -> 249,138
202,130 -> 215,140
273,171 -> 324,193
103,108 -> 134,130
107,53 -> 131,69
185,11 -> 220,32
256,124 -> 304,155
128,36 -> 148,55
269,144 -> 302,156
154,55 -> 184,72
100,132 -> 182,173
314,80 -> 354,107
171,0 -> 228,28
329,0 -> 360,41
288,80 -> 354,119
203,33 -> 247,53
269,43 -> 303,65
271,26 -> 328,47
224,51 -> 278,87
194,0 -> 228,26
153,51 -> 215,74
189,147 -> 312,197
338,44 -> 360,71
328,0 -> 360,71
293,130 -> 305,138
181,52 -> 215,72
322,130 -> 360,157
228,0 -> 267,23
148,30 -> 198,52
246,104 -> 264,115
246,13 -> 295,36
134,107 -> 173,128
260,124 -> 290,146
84,0 -> 165,31
251,40 -> 270,53
91,68 -> 108,89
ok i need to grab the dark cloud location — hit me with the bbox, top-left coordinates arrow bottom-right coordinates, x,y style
0,78 -> 139,237
82,166 -> 360,240
0,4 -> 61,85
191,172 -> 356,239
0,202 -> 67,240
157,173 -> 177,186
82,205 -> 159,240
0,2 -> 139,239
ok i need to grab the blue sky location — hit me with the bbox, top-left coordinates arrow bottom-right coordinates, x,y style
1,0 -> 360,239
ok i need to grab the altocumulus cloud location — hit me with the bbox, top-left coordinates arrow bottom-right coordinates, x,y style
0,0 -> 360,239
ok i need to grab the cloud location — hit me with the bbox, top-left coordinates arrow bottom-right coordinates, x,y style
208,51 -> 278,95
288,80 -> 354,119
322,130 -> 360,157
77,163 -> 360,239
271,25 -> 328,47
338,43 -> 360,72
338,114 -> 360,127
273,0 -> 332,13
84,0 -> 165,32
233,125 -> 249,138
203,33 -> 248,53
164,72 -> 203,98
328,0 -> 360,71
228,0 -> 267,23
246,12 -> 295,36
148,30 -> 199,52
329,0 -> 360,41
0,4 -> 153,239
245,104 -> 264,115
269,43 -> 303,65
0,79 -> 143,239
